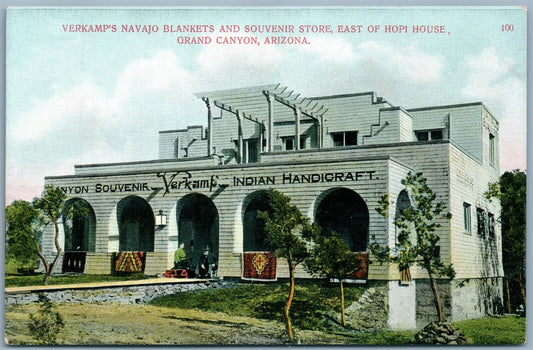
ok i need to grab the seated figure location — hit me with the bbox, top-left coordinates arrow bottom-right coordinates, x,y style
174,242 -> 190,270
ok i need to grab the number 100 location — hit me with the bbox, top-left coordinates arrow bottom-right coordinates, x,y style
502,24 -> 514,32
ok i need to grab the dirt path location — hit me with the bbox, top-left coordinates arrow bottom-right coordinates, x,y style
5,303 -> 355,345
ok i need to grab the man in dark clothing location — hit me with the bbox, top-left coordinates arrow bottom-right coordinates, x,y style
198,247 -> 217,278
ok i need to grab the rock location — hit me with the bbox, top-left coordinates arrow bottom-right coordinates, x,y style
435,336 -> 446,344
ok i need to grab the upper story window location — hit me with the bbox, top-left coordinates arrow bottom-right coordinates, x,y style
476,207 -> 487,237
282,137 -> 294,151
332,131 -> 357,147
488,213 -> 495,239
416,129 -> 445,141
489,133 -> 496,166
282,136 -> 306,150
463,202 -> 472,234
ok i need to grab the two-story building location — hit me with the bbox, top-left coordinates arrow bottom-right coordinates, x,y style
43,84 -> 503,328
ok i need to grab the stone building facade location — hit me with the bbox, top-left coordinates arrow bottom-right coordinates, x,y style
43,84 -> 503,329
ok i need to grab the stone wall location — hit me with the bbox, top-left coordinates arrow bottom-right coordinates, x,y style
416,279 -> 452,328
5,280 -> 228,307
451,277 -> 504,321
343,282 -> 389,332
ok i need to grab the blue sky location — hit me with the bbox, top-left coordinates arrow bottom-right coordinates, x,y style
5,7 -> 527,204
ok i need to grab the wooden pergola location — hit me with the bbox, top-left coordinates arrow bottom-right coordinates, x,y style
195,84 -> 328,162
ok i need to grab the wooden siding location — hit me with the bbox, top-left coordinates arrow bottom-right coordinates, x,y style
448,143 -> 502,279
45,156 -> 409,279
409,104 -> 483,162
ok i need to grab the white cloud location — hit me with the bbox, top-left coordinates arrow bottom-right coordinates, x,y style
461,46 -> 527,171
298,37 -> 356,63
196,37 -> 283,87
12,81 -> 115,141
115,50 -> 193,106
197,38 -> 283,72
356,41 -> 444,83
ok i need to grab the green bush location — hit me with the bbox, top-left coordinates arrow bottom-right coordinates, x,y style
28,295 -> 65,345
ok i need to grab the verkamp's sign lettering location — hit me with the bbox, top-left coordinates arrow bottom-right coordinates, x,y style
59,169 -> 378,196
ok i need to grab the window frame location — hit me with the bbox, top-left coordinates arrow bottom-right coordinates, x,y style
463,202 -> 472,234
331,131 -> 358,147
416,128 -> 446,142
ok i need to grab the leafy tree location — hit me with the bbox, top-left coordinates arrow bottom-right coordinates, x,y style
370,172 -> 454,323
32,185 -> 81,285
486,170 -> 526,312
5,200 -> 40,272
257,189 -> 312,341
6,185 -> 83,285
304,230 -> 360,327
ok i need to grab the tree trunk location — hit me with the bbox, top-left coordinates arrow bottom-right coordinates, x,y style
518,271 -> 526,307
43,219 -> 62,285
428,270 -> 443,322
284,261 -> 295,341
340,279 -> 346,327
506,278 -> 512,313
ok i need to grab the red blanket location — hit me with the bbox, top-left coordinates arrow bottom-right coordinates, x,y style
242,252 -> 277,281
349,252 -> 369,280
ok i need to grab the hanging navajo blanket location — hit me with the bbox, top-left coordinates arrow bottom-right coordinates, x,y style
112,252 -> 146,274
242,252 -> 277,281
348,252 -> 369,280
62,252 -> 86,273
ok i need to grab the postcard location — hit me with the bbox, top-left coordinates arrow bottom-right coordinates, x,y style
4,6 -> 527,345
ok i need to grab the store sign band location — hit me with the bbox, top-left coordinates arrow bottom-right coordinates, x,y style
59,169 -> 378,196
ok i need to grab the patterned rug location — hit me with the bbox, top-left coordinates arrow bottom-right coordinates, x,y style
112,252 -> 146,273
242,252 -> 276,281
62,252 -> 86,273
349,252 -> 369,280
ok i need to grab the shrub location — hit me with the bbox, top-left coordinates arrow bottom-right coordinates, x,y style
28,295 -> 65,344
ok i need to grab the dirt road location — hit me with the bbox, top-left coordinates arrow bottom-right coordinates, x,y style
5,303 -> 355,345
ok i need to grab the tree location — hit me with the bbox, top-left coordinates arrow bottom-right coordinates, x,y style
370,172 -> 454,323
5,185 -> 77,284
31,185 -> 79,285
486,170 -> 526,312
304,230 -> 360,327
257,189 -> 311,341
5,200 -> 40,272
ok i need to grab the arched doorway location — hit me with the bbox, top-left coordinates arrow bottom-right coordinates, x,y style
395,189 -> 414,244
177,193 -> 219,268
243,190 -> 272,252
117,196 -> 155,252
315,188 -> 369,252
62,198 -> 96,273
62,198 -> 96,252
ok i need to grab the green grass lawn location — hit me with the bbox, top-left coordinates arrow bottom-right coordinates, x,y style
454,315 -> 526,344
151,280 -> 370,331
150,282 -> 526,344
4,273 -> 149,287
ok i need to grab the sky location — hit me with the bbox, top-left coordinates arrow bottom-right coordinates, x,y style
5,6 -> 527,205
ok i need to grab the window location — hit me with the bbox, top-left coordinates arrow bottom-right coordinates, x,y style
282,136 -> 307,150
489,133 -> 496,166
300,136 -> 306,149
416,131 -> 429,141
416,129 -> 445,141
282,137 -> 294,151
463,202 -> 471,234
431,130 -> 443,140
245,139 -> 259,163
488,213 -> 495,239
331,131 -> 357,147
477,208 -> 487,237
